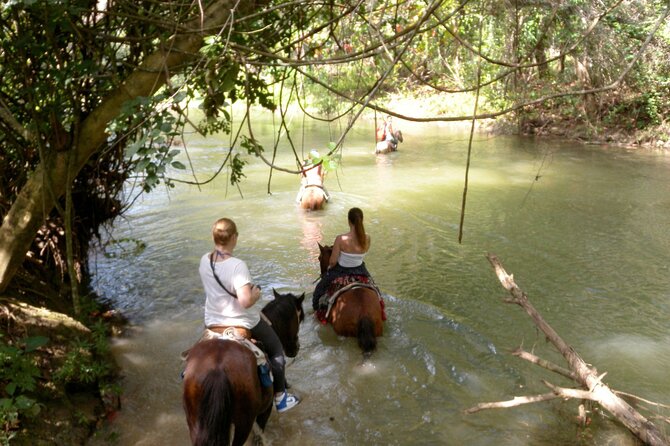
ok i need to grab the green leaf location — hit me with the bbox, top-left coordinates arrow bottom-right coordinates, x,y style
14,395 -> 35,410
171,161 -> 186,169
125,141 -> 143,158
135,158 -> 150,172
23,336 -> 48,352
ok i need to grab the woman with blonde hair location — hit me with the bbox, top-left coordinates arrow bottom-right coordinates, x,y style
199,217 -> 299,412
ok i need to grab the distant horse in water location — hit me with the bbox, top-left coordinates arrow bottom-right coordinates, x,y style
317,244 -> 384,354
375,130 -> 403,154
182,290 -> 304,446
299,186 -> 327,211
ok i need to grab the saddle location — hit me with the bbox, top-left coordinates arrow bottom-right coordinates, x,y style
315,274 -> 386,324
181,323 -> 274,387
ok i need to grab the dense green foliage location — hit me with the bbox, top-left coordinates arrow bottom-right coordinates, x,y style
0,335 -> 46,445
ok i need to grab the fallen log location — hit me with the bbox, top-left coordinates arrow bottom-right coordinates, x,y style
465,254 -> 668,446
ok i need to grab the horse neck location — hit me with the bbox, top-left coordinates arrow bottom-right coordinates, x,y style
319,249 -> 332,274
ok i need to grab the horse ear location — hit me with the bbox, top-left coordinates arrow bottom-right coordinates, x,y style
273,288 -> 280,299
298,292 -> 305,304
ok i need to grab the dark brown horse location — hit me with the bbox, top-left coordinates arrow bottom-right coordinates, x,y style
182,290 -> 304,446
317,244 -> 384,354
300,185 -> 327,211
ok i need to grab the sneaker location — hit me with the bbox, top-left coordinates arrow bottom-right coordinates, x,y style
274,391 -> 300,413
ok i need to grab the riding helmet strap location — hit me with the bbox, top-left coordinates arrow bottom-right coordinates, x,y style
209,251 -> 238,299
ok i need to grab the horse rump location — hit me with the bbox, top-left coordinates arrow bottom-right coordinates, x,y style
300,187 -> 325,210
357,316 -> 377,354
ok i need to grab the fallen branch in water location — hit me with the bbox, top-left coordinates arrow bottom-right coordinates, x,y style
464,254 -> 669,446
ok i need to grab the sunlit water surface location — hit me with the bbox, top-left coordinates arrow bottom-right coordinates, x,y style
87,116 -> 670,446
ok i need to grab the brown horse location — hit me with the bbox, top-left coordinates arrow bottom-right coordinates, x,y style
317,244 -> 384,354
300,185 -> 327,211
182,290 -> 304,446
375,130 -> 403,154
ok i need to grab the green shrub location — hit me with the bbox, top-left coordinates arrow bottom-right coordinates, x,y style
53,321 -> 112,387
0,335 -> 48,445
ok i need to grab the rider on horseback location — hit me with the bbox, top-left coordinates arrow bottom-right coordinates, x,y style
376,115 -> 399,146
312,208 -> 375,311
296,149 -> 330,203
199,218 -> 300,413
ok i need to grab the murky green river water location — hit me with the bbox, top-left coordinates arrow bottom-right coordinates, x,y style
87,115 -> 670,445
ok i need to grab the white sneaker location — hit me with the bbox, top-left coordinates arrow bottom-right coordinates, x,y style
275,391 -> 300,413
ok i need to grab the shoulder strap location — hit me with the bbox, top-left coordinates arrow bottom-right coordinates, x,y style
209,251 -> 237,298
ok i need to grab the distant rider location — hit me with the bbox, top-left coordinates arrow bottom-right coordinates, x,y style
296,149 -> 330,203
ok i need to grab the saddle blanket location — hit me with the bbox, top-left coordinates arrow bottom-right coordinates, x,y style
315,275 -> 387,324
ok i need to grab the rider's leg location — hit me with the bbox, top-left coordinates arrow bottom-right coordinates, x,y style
251,319 -> 300,412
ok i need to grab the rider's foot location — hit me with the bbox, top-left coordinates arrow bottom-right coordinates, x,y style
274,391 -> 300,413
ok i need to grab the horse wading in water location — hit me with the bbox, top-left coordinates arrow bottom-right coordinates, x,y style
317,244 -> 384,354
297,150 -> 329,211
300,186 -> 327,211
182,290 -> 305,446
375,115 -> 403,154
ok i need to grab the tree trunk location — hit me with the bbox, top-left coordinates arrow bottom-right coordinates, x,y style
482,254 -> 668,446
0,0 -> 263,293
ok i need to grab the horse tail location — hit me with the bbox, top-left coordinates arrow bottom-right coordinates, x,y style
194,368 -> 233,446
357,316 -> 377,354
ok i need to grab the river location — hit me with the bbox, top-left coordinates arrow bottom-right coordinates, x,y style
87,115 -> 670,446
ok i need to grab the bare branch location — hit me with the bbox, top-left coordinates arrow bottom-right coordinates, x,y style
511,348 -> 579,381
464,392 -> 561,414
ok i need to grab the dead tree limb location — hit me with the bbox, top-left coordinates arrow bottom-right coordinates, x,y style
475,253 -> 668,446
465,393 -> 561,414
511,348 -> 578,381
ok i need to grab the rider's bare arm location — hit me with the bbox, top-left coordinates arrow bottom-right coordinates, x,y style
328,236 -> 342,269
237,283 -> 261,308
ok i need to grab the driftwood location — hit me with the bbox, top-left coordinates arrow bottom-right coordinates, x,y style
465,253 -> 668,446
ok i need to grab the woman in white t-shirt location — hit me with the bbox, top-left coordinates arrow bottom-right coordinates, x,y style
199,218 -> 299,413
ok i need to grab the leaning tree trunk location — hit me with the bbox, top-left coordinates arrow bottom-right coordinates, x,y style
469,254 -> 668,446
0,0 -> 265,294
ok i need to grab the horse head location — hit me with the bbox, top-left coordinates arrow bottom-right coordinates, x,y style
264,289 -> 305,358
317,243 -> 332,275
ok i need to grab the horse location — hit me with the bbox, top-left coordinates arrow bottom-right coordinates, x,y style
299,185 -> 327,211
317,244 -> 384,354
375,130 -> 403,154
182,290 -> 305,446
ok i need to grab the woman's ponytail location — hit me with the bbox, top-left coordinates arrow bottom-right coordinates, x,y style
348,207 -> 368,251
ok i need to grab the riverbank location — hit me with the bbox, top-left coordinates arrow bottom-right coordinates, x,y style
0,286 -> 124,445
377,89 -> 670,151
